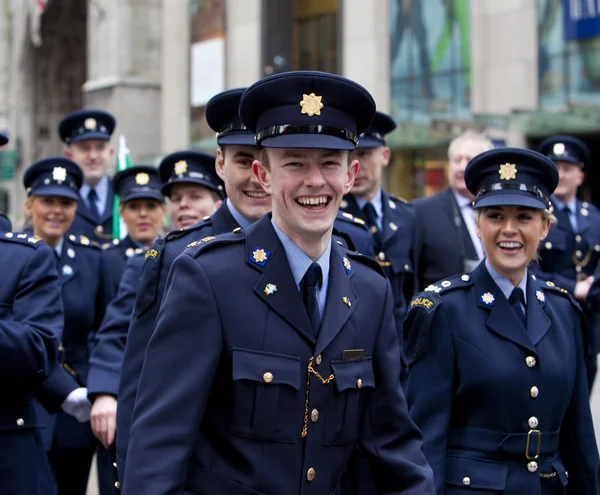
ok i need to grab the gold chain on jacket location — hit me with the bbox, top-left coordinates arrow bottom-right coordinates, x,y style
301,357 -> 334,438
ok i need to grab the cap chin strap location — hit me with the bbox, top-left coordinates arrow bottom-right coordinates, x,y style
255,124 -> 358,148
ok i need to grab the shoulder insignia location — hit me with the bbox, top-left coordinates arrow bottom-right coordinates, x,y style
67,234 -> 100,250
165,217 -> 213,242
2,232 -> 41,248
102,242 -> 111,249
185,231 -> 244,259
341,212 -> 354,220
410,296 -> 437,313
422,274 -> 472,298
144,247 -> 160,262
353,217 -> 366,225
346,250 -> 385,277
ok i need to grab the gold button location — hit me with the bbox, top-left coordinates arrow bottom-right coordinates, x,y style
16,418 -> 24,426
527,461 -> 538,473
404,264 -> 410,271
378,252 -> 385,261
463,476 -> 471,486
526,356 -> 536,368
528,416 -> 539,429
311,409 -> 319,423
575,250 -> 583,258
357,378 -> 362,389
96,225 -> 104,233
544,241 -> 552,249
530,386 -> 539,398
596,245 -> 600,252
575,235 -> 582,243
113,462 -> 117,468
263,372 -> 273,383
576,265 -> 582,273
115,481 -> 121,488
307,467 -> 315,481
315,354 -> 322,365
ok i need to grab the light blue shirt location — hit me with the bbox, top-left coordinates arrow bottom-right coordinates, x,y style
55,237 -> 64,257
485,259 -> 527,311
551,196 -> 578,232
80,175 -> 109,217
271,219 -> 331,319
355,190 -> 383,230
226,198 -> 252,229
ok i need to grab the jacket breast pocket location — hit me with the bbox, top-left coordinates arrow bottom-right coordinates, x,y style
445,455 -> 507,494
231,348 -> 301,443
324,358 -> 375,446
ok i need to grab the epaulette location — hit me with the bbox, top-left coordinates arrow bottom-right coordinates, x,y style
345,249 -> 385,277
102,238 -> 122,250
185,228 -> 245,258
165,216 -> 213,242
542,280 -> 578,304
1,231 -> 42,247
420,273 -> 474,297
387,193 -> 409,207
338,211 -> 368,229
68,234 -> 100,250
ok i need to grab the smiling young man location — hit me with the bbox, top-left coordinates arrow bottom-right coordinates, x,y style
536,135 -> 600,391
121,71 -> 434,495
59,109 -> 117,243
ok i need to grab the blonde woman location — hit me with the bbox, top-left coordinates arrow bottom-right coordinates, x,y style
404,148 -> 599,494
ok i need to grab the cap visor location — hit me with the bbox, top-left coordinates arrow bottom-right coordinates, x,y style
120,191 -> 165,204
161,178 -> 224,198
69,132 -> 110,143
217,132 -> 256,146
32,186 -> 80,202
546,154 -> 582,167
474,191 -> 548,210
261,133 -> 355,150
356,137 -> 385,148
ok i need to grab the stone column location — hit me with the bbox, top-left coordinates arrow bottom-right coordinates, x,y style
84,0 -> 162,165
226,0 -> 261,87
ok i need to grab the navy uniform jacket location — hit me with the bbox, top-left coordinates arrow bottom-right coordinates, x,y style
122,214 -> 434,494
68,181 -> 114,244
35,234 -> 105,450
412,188 -> 480,291
535,199 -> 600,353
342,192 -> 416,329
0,232 -> 64,494
88,254 -> 144,399
403,263 -> 599,494
100,235 -> 144,305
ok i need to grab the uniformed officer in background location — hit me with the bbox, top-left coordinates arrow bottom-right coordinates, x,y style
341,111 -> 416,328
100,165 -> 166,303
0,132 -> 65,495
122,70 -> 434,494
60,109 -> 117,243
24,157 -> 104,495
536,135 -> 600,391
404,148 -> 599,493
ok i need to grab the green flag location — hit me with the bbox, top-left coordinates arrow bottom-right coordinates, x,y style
113,135 -> 133,240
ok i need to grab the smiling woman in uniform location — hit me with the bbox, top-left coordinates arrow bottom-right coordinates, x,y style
403,148 -> 599,494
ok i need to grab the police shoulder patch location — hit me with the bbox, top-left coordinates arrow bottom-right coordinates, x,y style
404,291 -> 444,365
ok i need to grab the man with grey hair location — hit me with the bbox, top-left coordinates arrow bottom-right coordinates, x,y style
412,131 -> 493,289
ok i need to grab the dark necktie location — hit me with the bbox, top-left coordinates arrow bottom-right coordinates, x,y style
362,202 -> 382,252
302,263 -> 322,337
87,188 -> 100,221
563,206 -> 574,231
508,287 -> 526,327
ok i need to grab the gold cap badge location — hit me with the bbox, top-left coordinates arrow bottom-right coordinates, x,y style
498,163 -> 517,181
84,118 -> 97,130
553,143 -> 565,155
300,93 -> 323,117
135,172 -> 150,185
174,160 -> 187,175
52,167 -> 67,182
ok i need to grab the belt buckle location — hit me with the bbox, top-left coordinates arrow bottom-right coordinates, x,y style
526,429 -> 542,460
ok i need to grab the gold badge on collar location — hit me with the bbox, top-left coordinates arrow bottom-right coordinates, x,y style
481,292 -> 495,305
174,160 -> 188,175
84,118 -> 97,130
536,289 -> 545,302
553,142 -> 565,155
253,248 -> 268,263
499,163 -> 517,181
300,93 -> 323,117
52,167 -> 67,182
264,283 -> 277,296
136,172 -> 150,185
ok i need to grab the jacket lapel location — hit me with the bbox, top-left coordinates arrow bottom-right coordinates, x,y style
526,274 -> 552,346
473,264 -> 537,354
248,216 -> 315,344
315,244 -> 357,356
